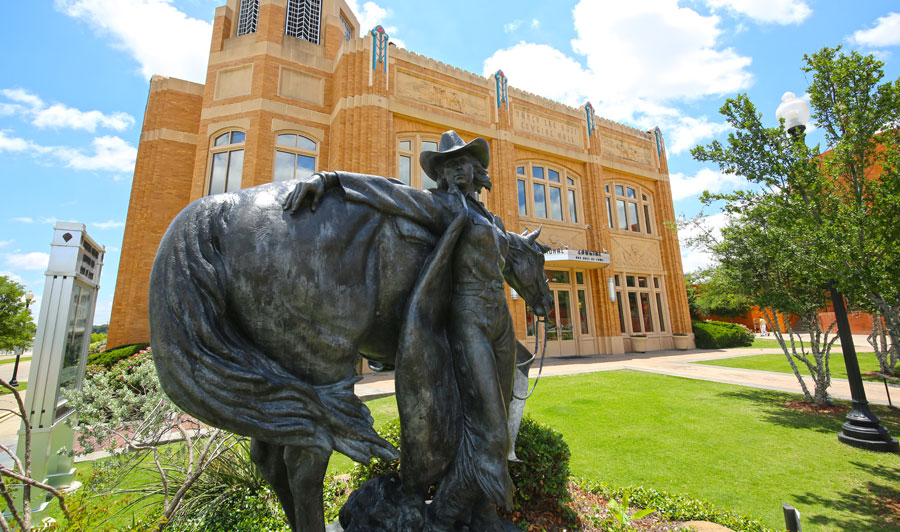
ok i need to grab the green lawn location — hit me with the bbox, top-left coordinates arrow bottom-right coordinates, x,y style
695,351 -> 895,383
0,382 -> 27,395
0,356 -> 31,365
743,337 -> 844,349
29,371 -> 900,532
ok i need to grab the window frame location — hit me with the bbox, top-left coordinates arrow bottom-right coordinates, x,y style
397,134 -> 441,190
614,273 -> 669,336
604,181 -> 655,235
207,130 -> 246,196
515,161 -> 582,225
273,131 -> 319,183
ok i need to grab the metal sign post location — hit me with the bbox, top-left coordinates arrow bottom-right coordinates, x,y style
15,222 -> 104,514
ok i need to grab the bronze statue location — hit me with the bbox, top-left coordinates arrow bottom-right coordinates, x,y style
149,130 -> 552,531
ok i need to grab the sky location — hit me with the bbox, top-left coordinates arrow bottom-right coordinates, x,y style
1,0 -> 899,325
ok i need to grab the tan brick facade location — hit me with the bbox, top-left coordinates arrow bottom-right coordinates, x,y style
109,0 -> 694,353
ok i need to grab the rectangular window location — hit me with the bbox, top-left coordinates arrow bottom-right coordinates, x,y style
209,152 -> 228,194
628,202 -> 641,232
547,292 -> 558,340
274,151 -> 295,182
399,140 -> 411,151
615,185 -> 624,196
640,292 -> 654,332
296,154 -> 315,180
548,169 -> 560,182
525,304 -> 537,337
576,271 -> 584,284
340,13 -> 352,41
617,293 -> 626,333
617,199 -> 628,230
532,166 -> 544,179
638,276 -> 648,288
568,189 -> 578,223
653,277 -> 660,289
656,293 -> 666,332
516,166 -> 525,175
398,155 -> 411,185
549,186 -> 563,221
547,271 -> 570,283
237,0 -> 259,36
644,205 -> 652,234
420,141 -> 439,189
626,275 -> 635,287
517,179 -> 527,216
577,289 -> 588,334
533,183 -> 547,218
628,292 -> 641,333
285,0 -> 322,44
626,187 -> 636,198
225,150 -> 244,192
557,291 -> 573,340
606,197 -> 614,228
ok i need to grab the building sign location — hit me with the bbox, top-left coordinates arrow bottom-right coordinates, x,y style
544,249 -> 610,269
513,107 -> 583,148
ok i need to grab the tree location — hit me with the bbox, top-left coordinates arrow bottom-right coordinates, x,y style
692,45 -> 900,382
684,266 -> 751,319
0,276 -> 36,352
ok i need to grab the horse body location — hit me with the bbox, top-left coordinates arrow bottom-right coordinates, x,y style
149,179 -> 551,531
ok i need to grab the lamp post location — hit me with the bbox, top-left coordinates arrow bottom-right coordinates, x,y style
9,290 -> 34,388
776,92 -> 898,452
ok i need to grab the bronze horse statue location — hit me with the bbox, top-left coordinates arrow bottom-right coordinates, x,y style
148,177 -> 552,531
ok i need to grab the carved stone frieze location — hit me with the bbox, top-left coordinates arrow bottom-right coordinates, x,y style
610,235 -> 662,270
603,135 -> 653,166
396,70 -> 488,120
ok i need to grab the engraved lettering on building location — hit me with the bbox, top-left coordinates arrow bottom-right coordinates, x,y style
512,107 -> 583,148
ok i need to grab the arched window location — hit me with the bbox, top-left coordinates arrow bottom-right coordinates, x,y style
604,182 -> 655,234
236,0 -> 259,36
274,133 -> 317,182
285,0 -> 322,44
208,130 -> 245,195
614,273 -> 668,335
397,135 -> 440,189
515,162 -> 581,224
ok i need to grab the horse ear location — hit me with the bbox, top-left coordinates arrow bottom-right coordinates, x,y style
526,225 -> 543,244
537,242 -> 551,253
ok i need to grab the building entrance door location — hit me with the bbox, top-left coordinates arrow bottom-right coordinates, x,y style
546,286 -> 578,356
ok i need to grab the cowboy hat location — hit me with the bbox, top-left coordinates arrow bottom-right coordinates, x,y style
419,130 -> 490,182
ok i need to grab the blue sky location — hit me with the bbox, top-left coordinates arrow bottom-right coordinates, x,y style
2,0 -> 899,325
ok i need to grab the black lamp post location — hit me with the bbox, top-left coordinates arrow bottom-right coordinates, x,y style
776,92 -> 898,452
9,290 -> 34,388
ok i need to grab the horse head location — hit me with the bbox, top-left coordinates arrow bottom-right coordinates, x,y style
504,226 -> 553,316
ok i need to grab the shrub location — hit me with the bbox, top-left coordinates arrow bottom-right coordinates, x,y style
348,418 -> 402,489
87,342 -> 150,369
169,486 -> 290,532
508,416 -> 572,512
692,321 -> 753,349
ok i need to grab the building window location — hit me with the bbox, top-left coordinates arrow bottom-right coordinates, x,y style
285,0 -> 322,44
274,133 -> 317,182
614,273 -> 667,335
397,135 -> 439,189
340,13 -> 353,41
516,162 -> 581,224
604,182 -> 654,234
525,268 -> 592,339
208,131 -> 245,195
236,0 -> 259,36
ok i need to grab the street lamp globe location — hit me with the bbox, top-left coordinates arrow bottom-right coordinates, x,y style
775,92 -> 810,135
24,290 -> 34,307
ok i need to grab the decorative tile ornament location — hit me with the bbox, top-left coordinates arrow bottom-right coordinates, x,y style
585,102 -> 596,137
654,127 -> 664,157
371,25 -> 388,72
494,70 -> 508,109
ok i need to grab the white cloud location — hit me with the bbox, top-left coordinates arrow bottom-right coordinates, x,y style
0,240 -> 12,248
705,0 -> 811,25
5,252 -> 50,271
669,168 -> 744,202
0,130 -> 32,153
482,0 -> 750,155
344,0 -> 403,47
10,217 -> 57,225
850,12 -> 900,48
56,136 -> 137,173
92,220 -> 125,229
0,271 -> 25,284
1,88 -> 135,132
678,211 -> 731,272
55,0 -> 212,83
33,104 -> 134,132
504,19 -> 539,33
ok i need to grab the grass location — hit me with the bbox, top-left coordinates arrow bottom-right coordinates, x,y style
24,372 -> 900,531
0,356 -> 31,364
744,337 -> 845,349
523,370 -> 900,532
694,351 -> 896,384
0,382 -> 27,395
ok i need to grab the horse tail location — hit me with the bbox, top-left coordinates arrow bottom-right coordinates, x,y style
149,197 -> 397,463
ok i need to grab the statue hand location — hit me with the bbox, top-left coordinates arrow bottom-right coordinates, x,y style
282,172 -> 330,215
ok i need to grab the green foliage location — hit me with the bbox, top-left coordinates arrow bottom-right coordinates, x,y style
91,332 -> 107,343
593,492 -> 654,531
347,418 -> 402,489
93,324 -> 109,335
87,342 -> 149,369
579,480 -> 778,532
685,267 -> 751,319
692,320 -> 754,349
0,275 -> 36,351
168,486 -> 290,532
509,416 -> 572,513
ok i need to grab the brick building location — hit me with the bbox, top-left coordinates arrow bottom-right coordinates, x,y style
107,0 -> 694,354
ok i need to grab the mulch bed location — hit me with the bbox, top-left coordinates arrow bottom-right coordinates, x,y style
502,482 -> 691,531
783,400 -> 846,415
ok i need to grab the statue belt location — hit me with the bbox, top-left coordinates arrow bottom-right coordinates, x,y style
454,280 -> 505,296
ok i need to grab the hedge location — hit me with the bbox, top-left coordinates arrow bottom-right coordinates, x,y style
86,342 -> 150,369
692,320 -> 754,349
